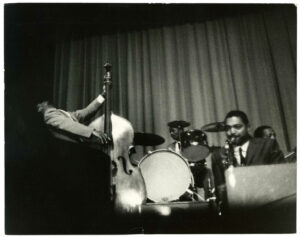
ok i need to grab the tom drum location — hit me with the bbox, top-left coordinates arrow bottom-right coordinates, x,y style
182,129 -> 210,162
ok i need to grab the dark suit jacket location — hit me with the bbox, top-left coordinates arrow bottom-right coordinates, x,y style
212,137 -> 285,187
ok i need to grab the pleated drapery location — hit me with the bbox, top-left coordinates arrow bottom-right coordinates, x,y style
53,6 -> 296,154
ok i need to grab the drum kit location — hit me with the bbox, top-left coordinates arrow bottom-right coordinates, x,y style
133,120 -> 226,203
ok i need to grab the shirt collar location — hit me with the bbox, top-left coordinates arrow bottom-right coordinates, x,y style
234,140 -> 250,152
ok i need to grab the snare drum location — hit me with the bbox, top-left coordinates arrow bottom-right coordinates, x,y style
138,149 -> 194,203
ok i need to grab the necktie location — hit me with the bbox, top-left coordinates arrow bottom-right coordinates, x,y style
239,147 -> 246,166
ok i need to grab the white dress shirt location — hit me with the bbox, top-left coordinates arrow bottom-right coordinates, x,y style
233,141 -> 250,165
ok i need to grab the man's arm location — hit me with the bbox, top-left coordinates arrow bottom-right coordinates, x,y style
71,95 -> 105,123
44,108 -> 95,138
267,139 -> 285,164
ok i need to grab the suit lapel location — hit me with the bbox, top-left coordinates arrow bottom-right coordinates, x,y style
245,139 -> 256,165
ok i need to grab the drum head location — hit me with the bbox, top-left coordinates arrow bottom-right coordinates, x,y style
182,129 -> 210,162
182,145 -> 210,162
139,150 -> 192,202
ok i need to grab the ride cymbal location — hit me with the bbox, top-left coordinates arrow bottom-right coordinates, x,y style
201,122 -> 226,132
167,120 -> 190,129
134,132 -> 165,146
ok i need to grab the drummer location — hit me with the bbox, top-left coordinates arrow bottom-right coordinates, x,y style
167,120 -> 190,154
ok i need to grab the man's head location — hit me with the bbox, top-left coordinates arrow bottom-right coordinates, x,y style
224,110 -> 250,145
37,101 -> 54,114
254,126 -> 276,140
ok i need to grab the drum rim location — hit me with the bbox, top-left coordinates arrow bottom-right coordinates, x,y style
183,129 -> 207,137
184,128 -> 205,133
138,148 -> 189,168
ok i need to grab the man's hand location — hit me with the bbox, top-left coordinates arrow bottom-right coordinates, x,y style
101,85 -> 107,98
91,130 -> 111,144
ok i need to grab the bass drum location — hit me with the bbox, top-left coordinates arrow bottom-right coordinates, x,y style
138,149 -> 193,203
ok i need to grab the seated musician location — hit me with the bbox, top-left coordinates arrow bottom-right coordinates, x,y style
211,110 -> 285,207
254,125 -> 296,163
254,125 -> 276,140
37,91 -> 110,145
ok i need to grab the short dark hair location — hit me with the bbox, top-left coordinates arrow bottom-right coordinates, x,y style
37,101 -> 54,114
254,125 -> 272,138
224,110 -> 249,125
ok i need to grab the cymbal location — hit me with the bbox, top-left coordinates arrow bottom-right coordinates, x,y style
201,122 -> 226,132
134,132 -> 165,146
167,120 -> 190,128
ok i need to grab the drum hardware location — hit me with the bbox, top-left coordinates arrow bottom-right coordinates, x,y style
205,177 -> 216,202
188,159 -> 207,168
189,161 -> 217,203
134,132 -> 165,146
201,122 -> 226,133
186,188 -> 206,202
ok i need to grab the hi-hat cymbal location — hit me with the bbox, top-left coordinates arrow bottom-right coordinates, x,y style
134,132 -> 165,146
167,120 -> 190,129
201,122 -> 226,132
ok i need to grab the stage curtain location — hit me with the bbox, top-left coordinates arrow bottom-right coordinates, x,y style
53,6 -> 296,154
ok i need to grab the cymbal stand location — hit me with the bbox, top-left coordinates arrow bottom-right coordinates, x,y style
174,127 -> 184,153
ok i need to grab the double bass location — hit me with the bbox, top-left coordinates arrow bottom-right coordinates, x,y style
89,63 -> 147,214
